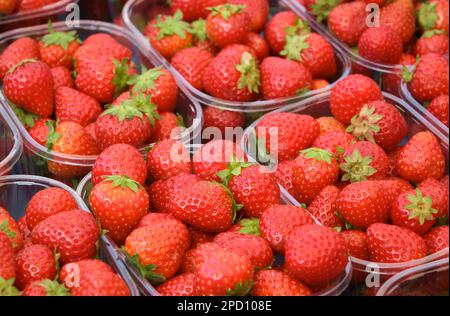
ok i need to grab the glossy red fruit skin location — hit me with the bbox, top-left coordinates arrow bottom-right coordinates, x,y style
243,32 -> 270,61
171,47 -> 214,90
251,270 -> 312,296
0,37 -> 40,80
327,2 -> 367,46
285,224 -> 348,286
416,33 -> 449,56
341,230 -> 369,260
382,54 -> 416,95
273,160 -> 301,200
366,223 -> 428,263
228,0 -> 269,32
51,66 -> 74,90
0,206 -> 23,252
260,205 -> 315,254
312,131 -> 355,157
419,178 -> 449,217
330,74 -> 383,125
206,7 -> 251,48
170,0 -> 226,22
17,216 -> 32,248
424,226 -> 449,254
39,38 -> 80,69
217,44 -> 257,59
180,242 -> 222,273
307,185 -> 343,228
379,1 -> 416,45
375,177 -> 413,207
157,273 -> 197,296
265,11 -> 299,55
151,112 -> 182,142
428,95 -> 449,127
202,106 -> 245,136
301,33 -> 337,80
0,232 -> 15,280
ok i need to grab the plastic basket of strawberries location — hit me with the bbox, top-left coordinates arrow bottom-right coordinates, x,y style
0,105 -> 22,176
0,20 -> 202,182
0,174 -> 140,296
122,0 -> 352,113
76,139 -> 353,296
240,74 -> 449,296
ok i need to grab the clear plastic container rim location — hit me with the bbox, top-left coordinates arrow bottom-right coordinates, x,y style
0,105 -> 23,176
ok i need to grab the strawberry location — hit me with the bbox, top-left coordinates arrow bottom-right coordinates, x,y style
213,231 -> 273,268
366,223 -> 427,263
202,52 -> 260,101
340,141 -> 389,183
216,43 -> 257,59
375,177 -> 413,207
0,0 -> 16,15
228,0 -> 269,32
25,187 -> 78,231
190,18 -> 219,54
273,160 -> 300,201
395,131 -> 446,183
341,230 -> 369,260
0,206 -> 23,252
256,112 -> 320,162
92,144 -> 147,185
330,74 -> 383,125
379,0 -> 416,44
51,66 -> 74,90
312,131 -> 355,157
243,32 -> 270,61
416,30 -> 449,56
316,117 -> 346,134
427,94 -> 449,127
303,0 -> 342,22
31,209 -> 100,265
3,59 -> 54,118
382,53 -> 416,95
260,205 -> 315,254
251,269 -> 312,296
170,47 -> 213,90
358,26 -> 403,65
227,217 -> 261,235
417,0 -> 449,33
180,242 -> 222,273
22,279 -> 69,296
0,232 -> 16,285
292,148 -> 340,204
307,185 -> 344,228
327,1 -> 367,46
202,106 -> 245,135
418,178 -> 449,217
205,4 -> 250,48
14,244 -> 57,290
285,224 -> 348,286
89,176 -> 150,245
336,181 -> 390,229
17,216 -> 32,248
147,139 -> 192,181
260,56 -> 313,100
55,87 -> 102,127
145,10 -> 193,60
18,0 -> 59,11
424,226 -> 449,254
28,118 -> 52,145
0,37 -> 40,80
189,227 -> 215,249
170,0 -> 226,22
157,273 -> 197,296
312,79 -> 330,91
151,111 -> 184,142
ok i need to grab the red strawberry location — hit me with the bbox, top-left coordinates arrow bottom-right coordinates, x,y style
92,144 -> 147,185
417,0 -> 449,33
327,1 -> 367,46
366,223 -> 427,263
189,227 -> 215,249
302,0 -> 343,22
330,74 -> 383,125
157,273 -> 197,296
285,224 -> 348,286
358,26 -> 403,65
395,131 -> 446,183
147,139 -> 192,181
0,206 -> 23,252
22,279 -> 69,296
17,216 -> 32,248
424,226 -> 449,254
312,131 -> 355,157
0,0 -> 16,15
416,30 -> 449,56
171,47 -> 213,90
0,232 -> 16,283
251,269 -> 312,296
379,0 -> 416,44
260,205 -> 315,254
341,230 -> 369,260
31,209 -> 100,264
419,178 -> 449,217
0,37 -> 40,80
382,53 -> 416,95
3,59 -> 54,117
375,177 -> 413,207
243,32 -> 270,61
180,242 -> 222,273
336,181 -> 390,229
51,66 -> 74,90
307,185 -> 343,228
18,0 -> 59,11
273,160 -> 300,200
428,94 -> 449,127
151,111 -> 184,142
202,106 -> 245,135
260,56 -> 313,100
228,0 -> 269,32
28,119 -> 53,146
217,43 -> 257,59
170,0 -> 226,22
316,116 -> 346,134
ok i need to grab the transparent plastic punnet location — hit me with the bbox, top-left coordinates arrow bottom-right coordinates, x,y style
240,91 -> 449,292
0,105 -> 22,176
0,20 -> 202,177
0,0 -> 79,33
122,0 -> 352,113
0,174 -> 140,296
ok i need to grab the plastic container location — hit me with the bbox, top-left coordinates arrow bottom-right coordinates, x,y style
0,106 -> 22,176
122,0 -> 352,113
240,91 -> 449,294
377,258 -> 449,296
0,174 -> 140,296
77,170 -> 353,297
0,0 -> 79,33
0,20 -> 203,178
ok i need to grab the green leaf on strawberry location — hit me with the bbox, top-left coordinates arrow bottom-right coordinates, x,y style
112,59 -> 131,98
217,155 -> 254,187
103,175 -> 141,193
236,52 -> 261,94
225,279 -> 253,296
284,18 -> 310,37
0,220 -> 16,239
128,66 -> 165,94
418,2 -> 438,32
346,105 -> 384,144
101,102 -> 144,123
45,120 -> 60,150
8,101 -> 40,129
122,248 -> 166,285
405,189 -> 439,225
237,218 -> 261,236
340,149 -> 377,183
154,10 -> 191,40
190,19 -> 208,42
36,279 -> 70,296
0,278 -> 21,296
208,4 -> 245,20
310,0 -> 341,23
300,148 -> 334,164
41,21 -> 81,50
121,93 -> 160,127
422,29 -> 446,38
280,34 -> 310,62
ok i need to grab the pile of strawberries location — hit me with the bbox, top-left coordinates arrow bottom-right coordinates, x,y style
0,188 -> 132,296
0,0 -> 63,16
0,23 -> 184,180
142,0 -> 340,102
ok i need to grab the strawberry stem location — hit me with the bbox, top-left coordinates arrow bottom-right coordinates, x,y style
405,189 -> 439,225
346,105 -> 383,144
208,4 -> 246,20
236,52 -> 261,94
154,10 -> 190,40
340,149 -> 377,183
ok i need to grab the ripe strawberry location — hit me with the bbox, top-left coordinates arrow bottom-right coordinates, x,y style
336,181 -> 390,229
145,10 -> 193,60
0,206 -> 23,252
180,242 -> 222,273
382,53 -> 416,95
416,30 -> 449,56
312,79 -> 330,91
216,43 -> 257,59
316,116 -> 346,134
395,131 -> 446,183
157,273 -> 197,296
358,26 -> 403,65
379,0 -> 416,44
213,231 -> 273,268
25,187 -> 78,231
227,217 -> 261,236
228,0 -> 269,32
285,224 -> 348,286
31,209 -> 100,265
243,32 -> 270,61
170,0 -> 226,22
151,111 -> 184,142
22,279 -> 69,296
189,227 -> 215,249
18,0 -> 59,11
171,47 -> 213,90
273,160 -> 300,201
327,1 -> 367,46
51,66 -> 74,90
260,205 -> 315,254
0,0 -> 16,15
341,230 -> 369,260
17,216 -> 32,248
92,144 -> 147,185
330,74 -> 383,125
375,177 -> 413,207
417,0 -> 449,33
14,244 -> 57,290
3,59 -> 54,118
418,178 -> 449,217
312,131 -> 355,157
428,95 -> 449,127
28,118 -> 51,145
260,56 -> 313,100
302,0 -> 342,22
0,231 -> 16,292
0,37 -> 40,80
147,139 -> 192,181
202,106 -> 245,135
307,185 -> 344,228
89,176 -> 150,245
424,226 -> 449,254
251,269 -> 312,296
256,112 -> 320,162
366,223 -> 427,263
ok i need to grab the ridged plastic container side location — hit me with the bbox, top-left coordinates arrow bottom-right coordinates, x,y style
0,105 -> 22,176
0,174 -> 140,296
122,0 -> 352,113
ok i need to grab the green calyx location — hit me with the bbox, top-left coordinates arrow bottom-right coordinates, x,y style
0,220 -> 16,240
236,52 -> 261,94
280,33 -> 310,62
237,218 -> 260,236
346,105 -> 383,144
226,279 -> 253,296
8,101 -> 40,129
190,19 -> 208,42
405,189 -> 439,225
300,147 -> 334,164
154,10 -> 190,40
45,120 -> 60,150
42,21 -> 81,50
7,58 -> 37,75
112,59 -> 131,98
284,18 -> 311,37
334,211 -> 353,230
122,248 -> 166,285
208,4 -> 245,20
310,0 -> 341,23
418,2 -> 438,32
402,56 -> 420,83
340,149 -> 377,183
0,278 -> 21,296
176,113 -> 185,128
101,101 -> 143,123
422,29 -> 446,38
37,279 -> 70,296
217,155 -> 254,187
103,175 -> 142,193
213,181 -> 244,223
122,93 -> 160,127
128,66 -> 165,95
